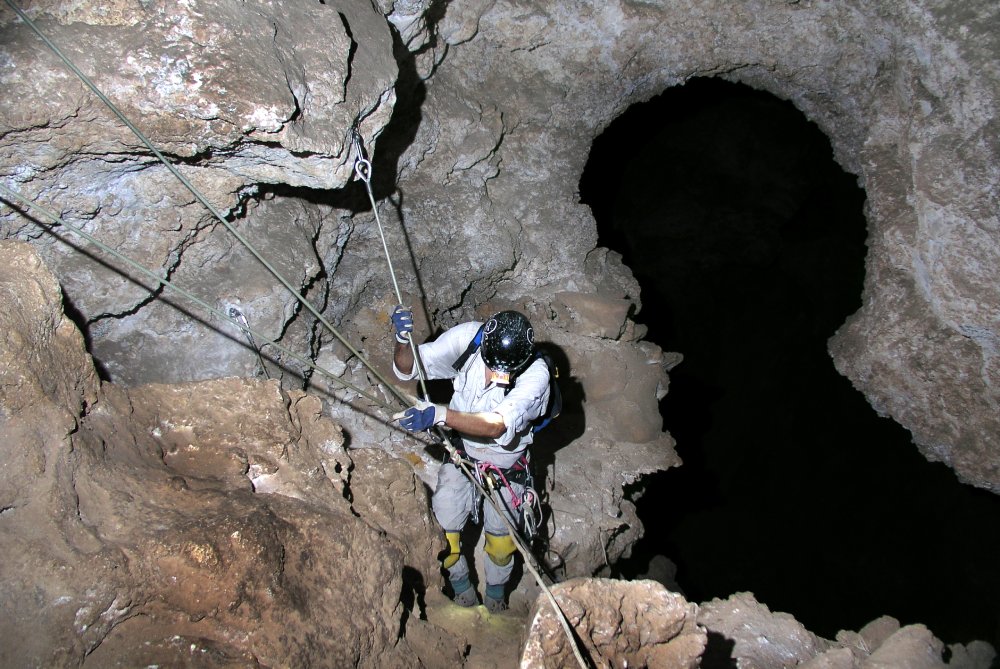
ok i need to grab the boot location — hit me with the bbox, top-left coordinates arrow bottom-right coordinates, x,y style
451,576 -> 477,607
484,583 -> 507,613
454,586 -> 478,607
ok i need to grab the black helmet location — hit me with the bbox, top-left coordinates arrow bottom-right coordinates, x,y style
481,311 -> 535,373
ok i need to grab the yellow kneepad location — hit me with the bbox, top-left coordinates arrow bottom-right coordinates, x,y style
484,533 -> 516,566
443,531 -> 462,569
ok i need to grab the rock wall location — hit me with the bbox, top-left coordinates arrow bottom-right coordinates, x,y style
389,0 -> 1000,494
0,240 -> 442,667
0,0 -> 397,384
0,0 -> 997,609
825,4 -> 1000,493
1,0 -> 999,656
696,593 -> 995,669
521,578 -> 707,668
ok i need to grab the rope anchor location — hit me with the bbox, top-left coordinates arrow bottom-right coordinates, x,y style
352,130 -> 372,183
228,305 -> 270,379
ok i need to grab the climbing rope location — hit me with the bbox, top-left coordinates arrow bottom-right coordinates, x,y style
351,132 -> 433,402
2,0 -> 412,412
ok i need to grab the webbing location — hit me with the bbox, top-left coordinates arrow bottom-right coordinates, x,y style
478,461 -> 525,510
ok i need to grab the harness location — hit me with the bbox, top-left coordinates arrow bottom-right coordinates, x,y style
447,436 -> 542,541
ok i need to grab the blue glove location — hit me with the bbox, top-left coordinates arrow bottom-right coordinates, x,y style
394,401 -> 447,432
391,305 -> 413,343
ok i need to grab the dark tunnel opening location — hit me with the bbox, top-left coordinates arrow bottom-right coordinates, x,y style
580,77 -> 1000,651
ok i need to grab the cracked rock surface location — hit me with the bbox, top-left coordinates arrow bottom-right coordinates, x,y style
0,0 -> 396,385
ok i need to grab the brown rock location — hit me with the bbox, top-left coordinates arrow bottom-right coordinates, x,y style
520,578 -> 706,669
863,624 -> 945,669
553,291 -> 633,340
0,241 -> 435,667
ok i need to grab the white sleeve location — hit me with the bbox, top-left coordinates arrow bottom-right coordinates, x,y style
393,321 -> 482,381
492,358 -> 550,447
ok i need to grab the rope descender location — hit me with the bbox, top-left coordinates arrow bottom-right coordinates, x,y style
478,461 -> 524,510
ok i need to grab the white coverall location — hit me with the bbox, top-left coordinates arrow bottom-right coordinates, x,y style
394,321 -> 550,592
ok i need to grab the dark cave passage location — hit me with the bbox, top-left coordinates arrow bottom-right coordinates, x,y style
580,77 -> 1000,649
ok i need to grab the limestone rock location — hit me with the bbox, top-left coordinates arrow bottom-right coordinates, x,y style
698,592 -> 831,669
552,291 -> 633,340
862,625 -> 945,669
90,195 -> 338,385
2,0 -> 998,499
946,641 -> 998,669
0,241 -> 99,511
520,578 -> 706,669
348,445 -> 444,585
0,0 -> 397,383
387,0 -> 1000,496
801,647 -> 860,669
540,435 -> 678,579
0,240 -> 438,667
837,616 -> 906,664
1,0 -> 999,661
699,597 -> 996,669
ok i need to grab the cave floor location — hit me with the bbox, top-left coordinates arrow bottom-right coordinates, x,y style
417,564 -> 547,668
422,590 -> 528,669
